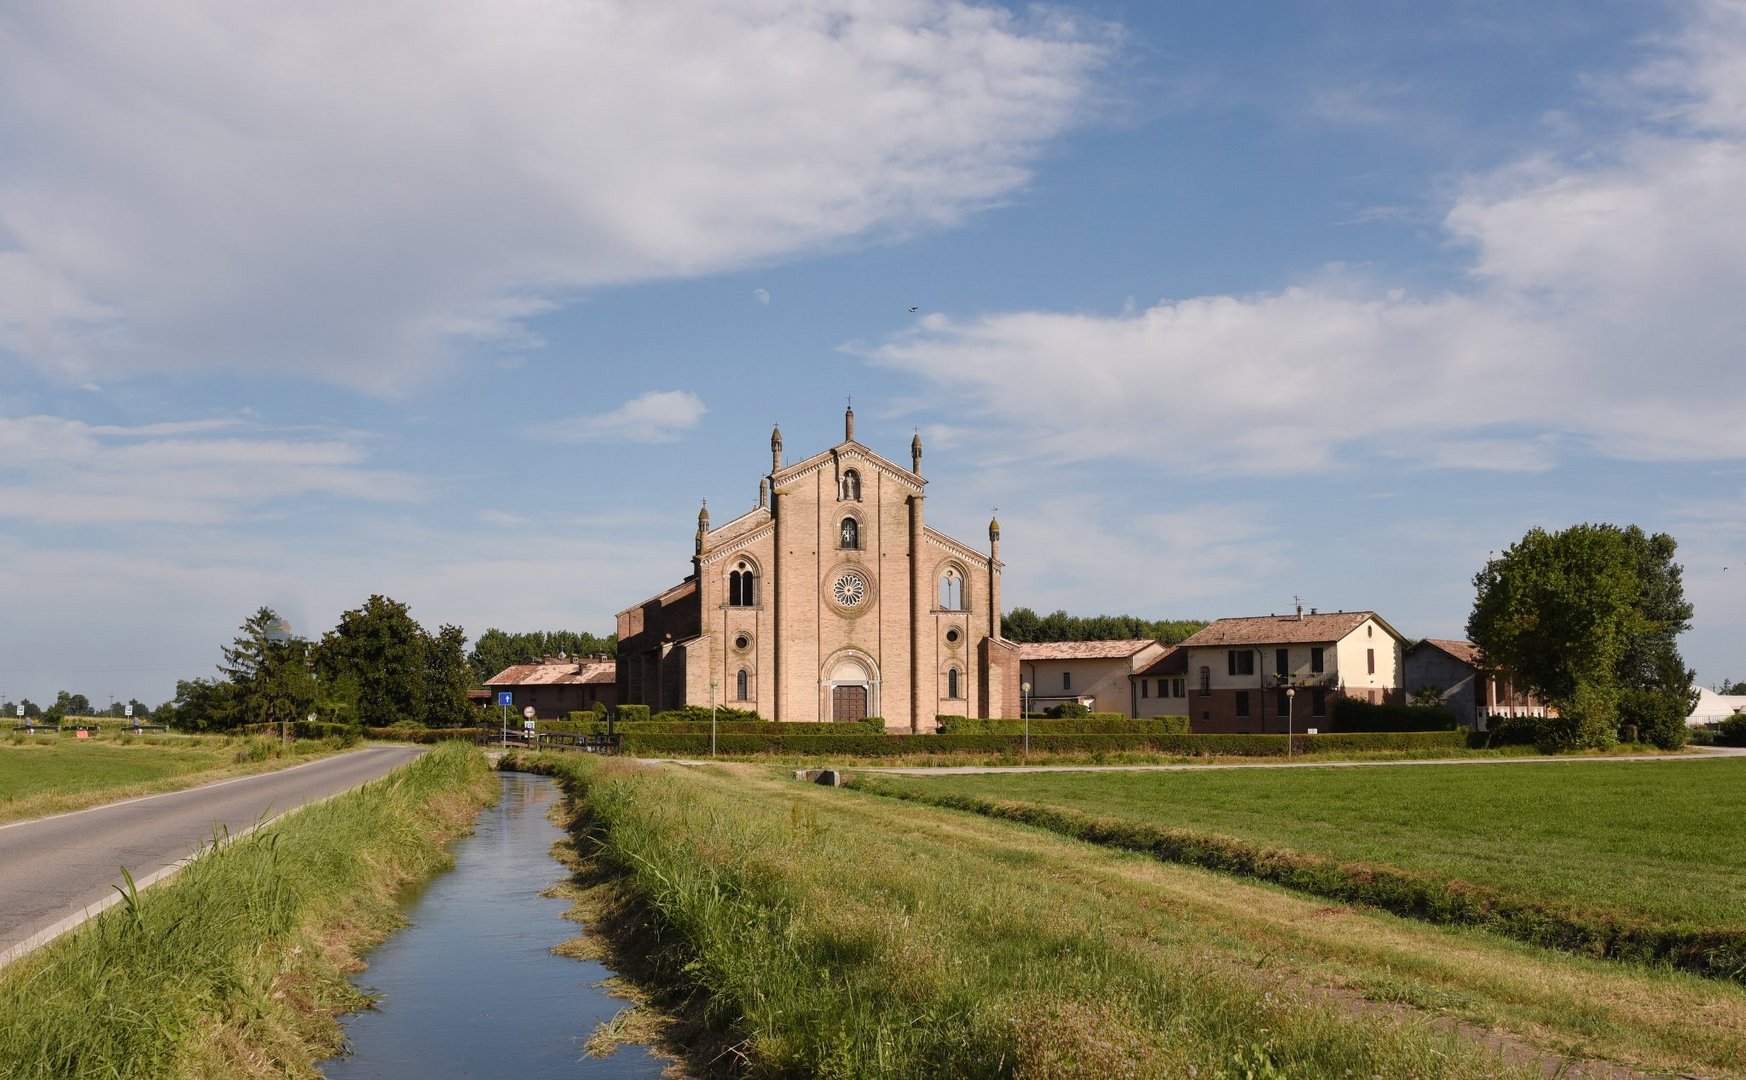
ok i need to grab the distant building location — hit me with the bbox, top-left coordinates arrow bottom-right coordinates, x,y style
1177,609 -> 1406,733
484,657 -> 616,720
1688,687 -> 1746,726
1016,639 -> 1169,717
1130,645 -> 1189,719
1404,638 -> 1549,728
615,407 -> 1020,730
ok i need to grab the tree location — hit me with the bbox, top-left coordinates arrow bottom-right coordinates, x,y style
425,624 -> 474,728
467,628 -> 617,684
1000,607 -> 1208,645
1715,678 -> 1746,695
315,595 -> 432,727
222,607 -> 318,729
1469,523 -> 1694,751
160,677 -> 236,732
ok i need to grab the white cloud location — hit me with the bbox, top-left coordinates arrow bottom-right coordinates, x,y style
529,390 -> 707,445
0,414 -> 418,524
869,3 -> 1746,473
0,1 -> 1111,392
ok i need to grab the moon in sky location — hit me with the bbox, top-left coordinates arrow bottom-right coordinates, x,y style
753,288 -> 770,305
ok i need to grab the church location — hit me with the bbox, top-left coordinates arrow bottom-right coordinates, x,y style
615,407 -> 1019,731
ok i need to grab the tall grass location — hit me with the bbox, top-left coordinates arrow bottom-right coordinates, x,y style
0,741 -> 495,1080
529,752 -> 1540,1079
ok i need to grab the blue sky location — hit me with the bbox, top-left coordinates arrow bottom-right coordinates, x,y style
3,0 -> 1743,707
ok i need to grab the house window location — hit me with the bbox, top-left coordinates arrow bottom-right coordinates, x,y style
1158,679 -> 1168,698
1227,650 -> 1255,676
1367,648 -> 1375,675
1141,680 -> 1149,699
1199,667 -> 1210,696
1275,648 -> 1289,677
1174,679 -> 1186,698
939,568 -> 964,610
947,667 -> 960,699
840,469 -> 861,501
1235,691 -> 1250,718
736,668 -> 749,701
1311,647 -> 1324,674
1062,671 -> 1072,691
840,517 -> 859,549
1312,688 -> 1327,716
728,562 -> 757,607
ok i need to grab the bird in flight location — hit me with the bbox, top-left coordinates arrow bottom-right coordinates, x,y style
908,306 -> 918,313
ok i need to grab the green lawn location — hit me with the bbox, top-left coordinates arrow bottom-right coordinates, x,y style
865,759 -> 1746,927
0,739 -> 231,800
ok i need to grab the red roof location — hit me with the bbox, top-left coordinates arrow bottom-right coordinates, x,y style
1415,638 -> 1484,666
1016,639 -> 1160,661
1180,611 -> 1398,647
1132,645 -> 1187,678
486,660 -> 615,687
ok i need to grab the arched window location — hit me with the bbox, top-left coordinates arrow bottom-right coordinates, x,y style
947,667 -> 961,699
736,668 -> 749,701
938,567 -> 964,610
728,560 -> 757,606
839,469 -> 861,501
1199,665 -> 1211,696
840,517 -> 859,550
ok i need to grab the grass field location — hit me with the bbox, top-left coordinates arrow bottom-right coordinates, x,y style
0,734 -> 351,824
519,752 -> 1746,1078
0,741 -> 496,1080
853,759 -> 1746,930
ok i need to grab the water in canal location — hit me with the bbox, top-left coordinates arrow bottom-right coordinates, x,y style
321,771 -> 666,1079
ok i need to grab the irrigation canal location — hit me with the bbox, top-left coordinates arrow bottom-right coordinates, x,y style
321,771 -> 664,1079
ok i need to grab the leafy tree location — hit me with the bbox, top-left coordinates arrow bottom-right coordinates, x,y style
425,624 -> 474,727
1000,608 -> 1208,645
315,595 -> 432,727
56,692 -> 93,717
160,677 -> 236,732
1469,523 -> 1691,751
15,699 -> 41,720
467,628 -> 617,684
1715,678 -> 1746,695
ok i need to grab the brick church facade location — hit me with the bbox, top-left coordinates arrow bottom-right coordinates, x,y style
616,407 -> 1020,731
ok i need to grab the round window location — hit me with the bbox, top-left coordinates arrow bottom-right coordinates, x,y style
734,634 -> 751,651
945,628 -> 961,643
830,568 -> 869,608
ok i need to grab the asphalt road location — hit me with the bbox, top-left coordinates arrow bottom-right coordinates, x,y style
0,744 -> 426,967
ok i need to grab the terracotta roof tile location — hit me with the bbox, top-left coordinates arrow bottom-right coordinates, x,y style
486,660 -> 616,687
1417,638 -> 1483,666
1179,611 -> 1382,647
1132,645 -> 1187,677
1015,639 -> 1160,661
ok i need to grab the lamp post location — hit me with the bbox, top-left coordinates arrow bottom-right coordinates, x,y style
710,678 -> 718,757
1285,686 -> 1296,759
1020,681 -> 1031,759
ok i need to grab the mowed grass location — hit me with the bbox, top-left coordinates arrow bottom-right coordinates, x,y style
523,752 -> 1746,1079
863,759 -> 1746,928
0,734 -> 346,824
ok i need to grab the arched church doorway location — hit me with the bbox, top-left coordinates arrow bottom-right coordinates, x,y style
823,653 -> 879,722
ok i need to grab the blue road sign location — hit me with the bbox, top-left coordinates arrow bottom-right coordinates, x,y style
497,692 -> 513,706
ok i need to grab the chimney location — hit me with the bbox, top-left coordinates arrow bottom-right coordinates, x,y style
1296,602 -> 1303,621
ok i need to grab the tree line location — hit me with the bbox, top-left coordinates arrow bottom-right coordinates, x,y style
1001,608 -> 1209,645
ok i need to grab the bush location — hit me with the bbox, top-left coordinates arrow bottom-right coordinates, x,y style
618,730 -> 1469,758
935,715 -> 1190,735
1329,698 -> 1461,732
1617,688 -> 1690,750
651,704 -> 765,724
1718,711 -> 1746,747
1044,702 -> 1092,719
616,704 -> 651,723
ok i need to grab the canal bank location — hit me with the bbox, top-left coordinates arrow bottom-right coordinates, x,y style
322,771 -> 665,1079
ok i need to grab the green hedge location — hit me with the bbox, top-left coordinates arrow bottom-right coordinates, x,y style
1329,698 -> 1462,732
935,715 -> 1191,735
617,704 -> 651,723
847,780 -> 1746,985
620,730 -> 1471,758
366,726 -> 499,744
549,717 -> 886,735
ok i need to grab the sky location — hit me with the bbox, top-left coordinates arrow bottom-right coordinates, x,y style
2,0 -> 1744,708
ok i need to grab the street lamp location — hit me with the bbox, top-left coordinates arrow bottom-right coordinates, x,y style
1020,681 -> 1032,759
710,677 -> 719,757
1285,686 -> 1296,759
